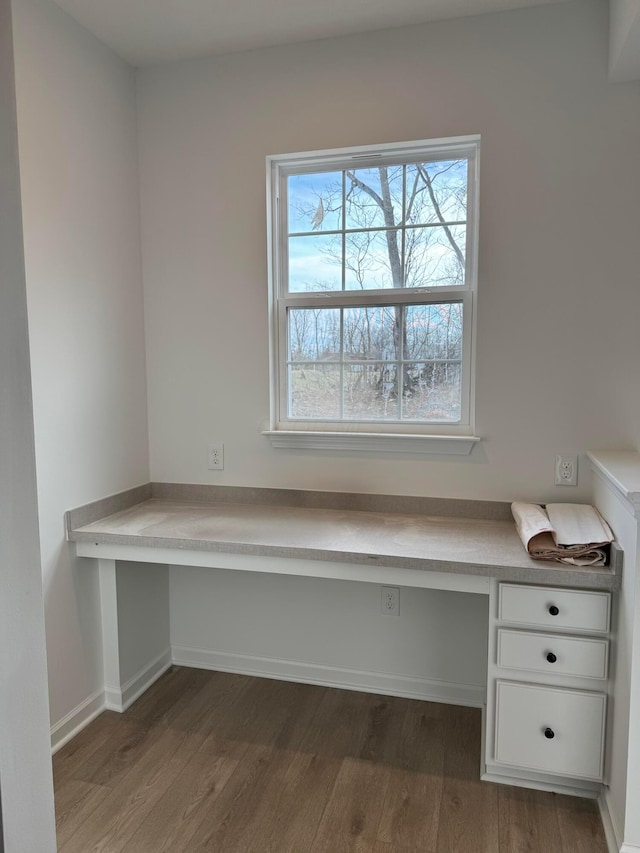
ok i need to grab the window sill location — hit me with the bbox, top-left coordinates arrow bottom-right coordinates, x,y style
262,430 -> 481,456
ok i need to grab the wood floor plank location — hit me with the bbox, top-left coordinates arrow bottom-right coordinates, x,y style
53,670 -> 608,853
173,743 -> 278,852
57,727 -> 200,853
71,670 -> 242,790
71,716 -> 160,789
126,665 -> 211,728
183,679 -> 328,852
53,712 -> 122,788
120,751 -> 239,853
377,700 -> 446,851
436,705 -> 499,853
244,686 -> 380,853
260,679 -> 329,752
206,676 -> 322,750
555,792 -> 607,853
300,685 -> 378,759
497,785 -> 564,853
309,757 -> 391,853
357,693 -> 409,764
245,751 -> 342,853
167,669 -> 253,744
54,779 -> 111,849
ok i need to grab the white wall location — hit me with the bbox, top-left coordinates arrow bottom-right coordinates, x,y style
171,568 -> 488,703
137,0 -> 640,705
0,0 -> 56,847
12,0 -> 150,731
137,0 -> 640,503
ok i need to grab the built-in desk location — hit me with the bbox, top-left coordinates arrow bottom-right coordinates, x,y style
69,494 -> 620,590
66,485 -> 621,802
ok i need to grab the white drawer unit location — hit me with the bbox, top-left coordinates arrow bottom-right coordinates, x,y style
498,584 -> 611,633
494,680 -> 606,780
484,580 -> 613,793
497,629 -> 609,680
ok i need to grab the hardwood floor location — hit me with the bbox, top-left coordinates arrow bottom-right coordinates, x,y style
53,667 -> 608,853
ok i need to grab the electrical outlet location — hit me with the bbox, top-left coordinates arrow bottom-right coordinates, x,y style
555,453 -> 577,486
208,442 -> 224,470
381,586 -> 399,616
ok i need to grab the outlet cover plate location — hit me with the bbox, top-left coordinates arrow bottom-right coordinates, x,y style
208,442 -> 224,470
555,453 -> 577,486
381,586 -> 399,616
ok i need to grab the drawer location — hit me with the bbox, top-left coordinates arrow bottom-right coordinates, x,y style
497,629 -> 609,679
498,584 -> 610,633
494,680 -> 606,780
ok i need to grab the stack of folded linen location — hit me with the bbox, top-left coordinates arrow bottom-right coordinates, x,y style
511,502 -> 613,566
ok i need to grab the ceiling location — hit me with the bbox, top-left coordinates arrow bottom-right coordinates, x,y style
51,0 -> 569,67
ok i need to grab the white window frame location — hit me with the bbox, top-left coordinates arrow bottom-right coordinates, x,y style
264,136 -> 481,455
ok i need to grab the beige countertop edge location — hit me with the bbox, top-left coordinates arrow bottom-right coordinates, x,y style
69,529 -> 620,590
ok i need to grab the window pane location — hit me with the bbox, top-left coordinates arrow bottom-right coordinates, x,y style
343,306 -> 398,360
401,362 -> 462,422
288,308 -> 341,361
404,304 -> 463,361
344,364 -> 399,420
288,172 -> 343,234
404,225 -> 466,288
345,229 -> 400,290
288,234 -> 342,292
289,364 -> 341,419
405,160 -> 468,225
345,166 -> 403,230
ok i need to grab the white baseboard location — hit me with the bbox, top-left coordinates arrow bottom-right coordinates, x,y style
598,788 -> 625,853
171,645 -> 485,707
105,648 -> 172,713
50,688 -> 105,755
52,646 -> 482,754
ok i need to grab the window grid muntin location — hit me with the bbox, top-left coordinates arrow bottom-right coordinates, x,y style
401,165 -> 407,293
288,220 -> 467,239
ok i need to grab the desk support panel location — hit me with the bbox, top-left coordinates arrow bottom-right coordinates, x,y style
98,559 -> 122,711
98,557 -> 172,713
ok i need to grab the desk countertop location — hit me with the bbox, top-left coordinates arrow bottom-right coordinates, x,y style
68,497 -> 621,590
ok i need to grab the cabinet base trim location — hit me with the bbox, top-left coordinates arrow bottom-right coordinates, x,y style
482,766 -> 601,799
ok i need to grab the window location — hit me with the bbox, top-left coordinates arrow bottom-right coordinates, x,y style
265,137 -> 480,454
